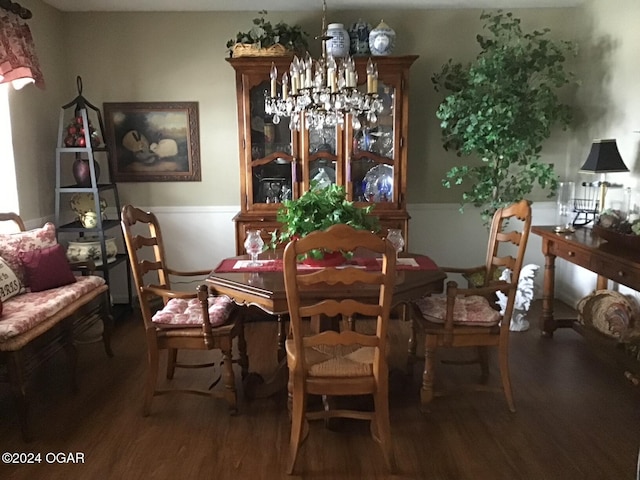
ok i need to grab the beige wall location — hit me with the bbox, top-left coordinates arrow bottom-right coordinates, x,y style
8,1 -> 640,224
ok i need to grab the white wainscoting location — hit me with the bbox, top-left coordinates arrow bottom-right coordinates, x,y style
29,201 -> 607,309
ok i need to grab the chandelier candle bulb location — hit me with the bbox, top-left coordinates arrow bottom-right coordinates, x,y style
270,63 -> 277,98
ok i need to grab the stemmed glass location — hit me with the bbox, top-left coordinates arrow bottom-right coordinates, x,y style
244,230 -> 264,266
386,228 -> 405,257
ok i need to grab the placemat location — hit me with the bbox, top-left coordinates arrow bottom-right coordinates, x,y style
213,255 -> 439,273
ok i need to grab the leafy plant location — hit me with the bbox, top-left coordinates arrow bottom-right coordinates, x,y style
226,10 -> 309,52
270,183 -> 380,260
432,10 -> 576,225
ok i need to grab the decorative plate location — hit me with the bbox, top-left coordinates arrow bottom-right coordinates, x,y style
69,193 -> 107,217
362,164 -> 393,202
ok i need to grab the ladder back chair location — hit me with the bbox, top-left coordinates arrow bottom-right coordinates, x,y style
408,199 -> 532,412
121,205 -> 247,415
282,223 -> 397,474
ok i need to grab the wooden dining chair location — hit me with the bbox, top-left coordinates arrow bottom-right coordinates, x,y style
407,199 -> 532,412
121,205 -> 248,415
282,223 -> 397,475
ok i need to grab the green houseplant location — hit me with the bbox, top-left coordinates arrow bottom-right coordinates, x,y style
270,183 -> 380,261
432,10 -> 576,225
226,10 -> 309,57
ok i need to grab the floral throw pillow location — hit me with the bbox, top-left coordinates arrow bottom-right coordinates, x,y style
0,222 -> 57,288
0,256 -> 24,301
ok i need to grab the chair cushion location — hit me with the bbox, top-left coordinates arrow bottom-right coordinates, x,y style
286,339 -> 374,377
415,295 -> 501,326
0,222 -> 57,288
152,295 -> 235,328
0,256 -> 23,301
19,244 -> 77,292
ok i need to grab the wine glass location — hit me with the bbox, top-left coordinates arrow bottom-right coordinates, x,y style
244,230 -> 264,266
386,228 -> 404,257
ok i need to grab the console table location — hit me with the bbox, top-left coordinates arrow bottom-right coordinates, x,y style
532,225 -> 640,337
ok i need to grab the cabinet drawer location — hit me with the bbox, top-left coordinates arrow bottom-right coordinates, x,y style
548,241 -> 590,268
590,257 -> 640,287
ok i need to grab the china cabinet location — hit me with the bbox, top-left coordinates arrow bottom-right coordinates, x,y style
227,55 -> 418,254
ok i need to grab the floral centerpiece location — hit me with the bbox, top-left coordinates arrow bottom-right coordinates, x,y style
269,183 -> 380,263
226,11 -> 309,58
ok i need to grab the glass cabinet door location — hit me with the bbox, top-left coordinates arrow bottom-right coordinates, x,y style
248,79 -> 297,209
302,125 -> 342,192
349,80 -> 396,205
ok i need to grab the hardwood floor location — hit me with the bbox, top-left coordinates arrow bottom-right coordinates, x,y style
0,300 -> 638,479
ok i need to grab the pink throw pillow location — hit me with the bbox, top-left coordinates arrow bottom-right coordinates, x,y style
19,244 -> 77,292
0,222 -> 57,287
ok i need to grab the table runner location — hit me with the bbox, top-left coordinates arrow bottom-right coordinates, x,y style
214,255 -> 439,273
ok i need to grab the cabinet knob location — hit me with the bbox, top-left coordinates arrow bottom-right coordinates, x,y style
618,271 -> 625,277
567,251 -> 575,257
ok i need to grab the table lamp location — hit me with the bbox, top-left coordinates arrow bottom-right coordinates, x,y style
579,138 -> 629,213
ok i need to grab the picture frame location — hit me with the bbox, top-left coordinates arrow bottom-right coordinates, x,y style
103,101 -> 201,182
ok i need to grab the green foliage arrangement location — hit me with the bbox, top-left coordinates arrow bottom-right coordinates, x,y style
432,10 -> 576,225
270,183 -> 380,260
226,10 -> 309,52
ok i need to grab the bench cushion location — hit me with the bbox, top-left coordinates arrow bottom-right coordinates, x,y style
0,275 -> 106,344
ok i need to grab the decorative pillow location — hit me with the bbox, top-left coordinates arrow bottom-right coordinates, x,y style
0,222 -> 57,287
152,295 -> 236,328
19,244 -> 76,293
0,256 -> 23,301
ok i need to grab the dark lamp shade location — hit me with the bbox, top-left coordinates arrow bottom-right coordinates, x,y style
580,139 -> 629,173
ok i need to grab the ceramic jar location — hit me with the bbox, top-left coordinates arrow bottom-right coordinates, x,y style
369,20 -> 396,56
326,23 -> 349,57
66,236 -> 118,265
348,18 -> 371,55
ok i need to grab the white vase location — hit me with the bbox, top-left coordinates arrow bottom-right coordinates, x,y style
326,23 -> 350,57
369,20 -> 396,56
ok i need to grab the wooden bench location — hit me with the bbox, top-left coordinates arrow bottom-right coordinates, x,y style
0,212 -> 113,440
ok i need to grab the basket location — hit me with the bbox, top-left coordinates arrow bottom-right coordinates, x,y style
231,43 -> 291,58
592,225 -> 640,252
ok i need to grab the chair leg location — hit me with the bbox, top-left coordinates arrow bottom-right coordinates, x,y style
166,348 -> 177,379
478,346 -> 489,384
420,334 -> 437,411
287,379 -> 307,475
7,351 -> 32,441
221,340 -> 238,414
499,342 -> 516,413
237,322 -> 249,380
372,381 -> 396,473
143,338 -> 159,416
407,317 -> 418,376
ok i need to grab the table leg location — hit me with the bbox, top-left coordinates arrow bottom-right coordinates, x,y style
540,251 -> 557,338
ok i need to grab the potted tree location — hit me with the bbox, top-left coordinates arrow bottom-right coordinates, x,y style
432,10 -> 576,225
270,183 -> 380,265
226,11 -> 309,58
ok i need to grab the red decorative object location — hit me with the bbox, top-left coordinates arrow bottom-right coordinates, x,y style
301,251 -> 346,267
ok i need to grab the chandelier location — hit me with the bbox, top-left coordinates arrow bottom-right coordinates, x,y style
264,1 -> 382,131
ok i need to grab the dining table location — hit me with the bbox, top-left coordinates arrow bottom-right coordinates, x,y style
206,250 -> 446,398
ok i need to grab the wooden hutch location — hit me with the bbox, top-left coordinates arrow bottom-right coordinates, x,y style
226,55 -> 418,254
